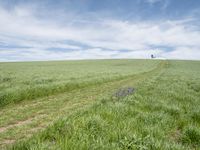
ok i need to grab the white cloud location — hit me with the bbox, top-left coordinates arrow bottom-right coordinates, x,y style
0,5 -> 200,61
162,47 -> 200,60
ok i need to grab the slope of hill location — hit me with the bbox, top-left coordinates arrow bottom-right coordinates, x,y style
0,60 -> 199,149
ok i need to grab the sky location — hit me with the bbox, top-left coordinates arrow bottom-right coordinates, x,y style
0,0 -> 200,61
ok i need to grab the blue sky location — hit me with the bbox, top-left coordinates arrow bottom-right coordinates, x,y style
0,0 -> 200,61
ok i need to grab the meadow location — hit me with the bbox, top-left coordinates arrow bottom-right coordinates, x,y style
0,59 -> 199,149
0,59 -> 159,107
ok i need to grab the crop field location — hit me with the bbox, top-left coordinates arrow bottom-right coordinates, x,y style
0,59 -> 200,150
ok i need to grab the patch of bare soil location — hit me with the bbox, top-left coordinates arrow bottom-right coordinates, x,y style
169,129 -> 182,142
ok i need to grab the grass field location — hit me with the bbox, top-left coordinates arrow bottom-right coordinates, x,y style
0,59 -> 200,149
0,60 -> 159,107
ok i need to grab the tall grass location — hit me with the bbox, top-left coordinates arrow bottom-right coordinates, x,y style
0,59 -> 160,107
9,60 -> 200,150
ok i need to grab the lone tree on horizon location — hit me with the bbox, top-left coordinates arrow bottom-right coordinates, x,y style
151,54 -> 155,59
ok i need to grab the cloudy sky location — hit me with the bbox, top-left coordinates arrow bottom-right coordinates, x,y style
0,0 -> 200,61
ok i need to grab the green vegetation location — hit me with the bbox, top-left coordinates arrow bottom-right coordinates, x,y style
0,59 -> 159,107
0,59 -> 199,150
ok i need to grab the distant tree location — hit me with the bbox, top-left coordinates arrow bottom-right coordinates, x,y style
151,54 -> 154,59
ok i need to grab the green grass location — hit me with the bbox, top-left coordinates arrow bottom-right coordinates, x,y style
0,59 -> 199,150
0,59 -> 159,107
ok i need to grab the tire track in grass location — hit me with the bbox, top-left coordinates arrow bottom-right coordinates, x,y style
0,119 -> 32,133
0,60 -> 160,108
0,61 -> 167,148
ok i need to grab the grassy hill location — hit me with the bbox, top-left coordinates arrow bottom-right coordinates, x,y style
0,59 -> 199,149
0,59 -> 159,107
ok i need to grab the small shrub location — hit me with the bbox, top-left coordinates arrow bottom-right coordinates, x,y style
114,87 -> 135,99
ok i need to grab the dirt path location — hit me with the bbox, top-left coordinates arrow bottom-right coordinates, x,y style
0,61 -> 167,148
